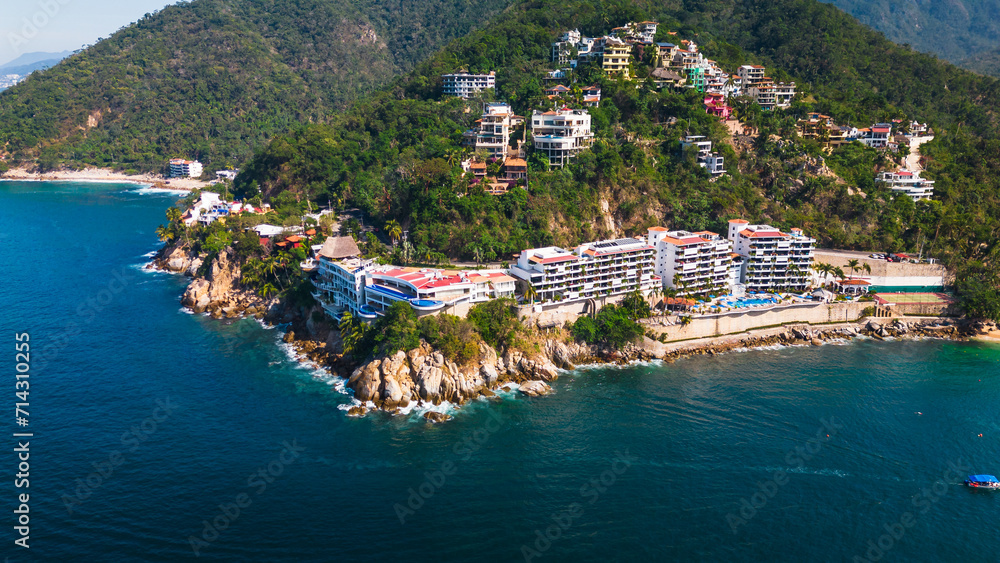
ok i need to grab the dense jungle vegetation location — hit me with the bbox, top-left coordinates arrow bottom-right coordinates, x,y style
0,0 -> 512,173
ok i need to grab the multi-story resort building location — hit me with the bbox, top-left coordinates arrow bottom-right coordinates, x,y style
531,108 -> 594,167
314,237 -> 516,319
508,238 -> 658,304
737,65 -> 766,85
442,71 -> 496,98
680,135 -> 725,175
735,66 -> 795,109
552,30 -> 581,65
727,220 -> 816,292
463,103 -> 522,158
858,123 -> 892,148
876,169 -> 935,201
797,113 -> 858,148
169,159 -> 203,178
647,228 -> 734,297
601,38 -> 632,79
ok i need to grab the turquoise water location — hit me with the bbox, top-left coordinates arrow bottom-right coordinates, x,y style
2,181 -> 999,562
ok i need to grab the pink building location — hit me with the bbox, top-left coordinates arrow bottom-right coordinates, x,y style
704,93 -> 732,119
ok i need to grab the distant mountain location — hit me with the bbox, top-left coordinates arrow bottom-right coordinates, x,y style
0,0 -> 512,173
823,0 -> 1000,77
959,47 -> 1000,77
0,58 -> 73,77
0,51 -> 73,72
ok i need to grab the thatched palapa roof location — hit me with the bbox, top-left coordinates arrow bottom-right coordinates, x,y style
317,236 -> 361,260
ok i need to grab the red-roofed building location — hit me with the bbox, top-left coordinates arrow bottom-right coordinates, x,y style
860,123 -> 893,148
876,169 -> 934,201
648,228 -> 734,296
727,221 -> 815,292
509,238 -> 657,304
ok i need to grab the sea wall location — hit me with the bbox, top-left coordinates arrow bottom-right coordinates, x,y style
645,301 -> 868,341
813,250 -> 950,287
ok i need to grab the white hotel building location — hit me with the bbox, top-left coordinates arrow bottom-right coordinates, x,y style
509,238 -> 658,304
531,108 -> 594,167
647,228 -> 733,297
169,159 -> 203,178
876,169 -> 934,201
727,220 -> 815,292
442,72 -> 496,98
462,103 -> 522,158
313,237 -> 515,319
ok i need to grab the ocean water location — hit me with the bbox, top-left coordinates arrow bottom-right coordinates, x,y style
1,181 -> 999,562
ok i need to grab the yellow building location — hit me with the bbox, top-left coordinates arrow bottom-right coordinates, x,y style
602,39 -> 631,79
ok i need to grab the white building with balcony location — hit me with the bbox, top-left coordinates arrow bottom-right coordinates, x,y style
647,228 -> 734,297
859,123 -> 892,148
876,169 -> 935,201
463,103 -> 522,158
508,238 -> 658,304
169,159 -> 203,178
531,108 -> 593,167
727,220 -> 815,292
680,135 -> 725,175
314,239 -> 515,320
442,72 -> 496,98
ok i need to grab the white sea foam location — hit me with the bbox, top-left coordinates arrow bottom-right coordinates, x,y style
130,185 -> 187,195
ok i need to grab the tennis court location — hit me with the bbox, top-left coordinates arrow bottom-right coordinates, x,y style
874,292 -> 953,305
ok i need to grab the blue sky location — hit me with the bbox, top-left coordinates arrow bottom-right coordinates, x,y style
1,0 -> 177,66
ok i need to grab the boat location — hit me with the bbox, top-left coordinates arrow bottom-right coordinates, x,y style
965,475 -> 1000,489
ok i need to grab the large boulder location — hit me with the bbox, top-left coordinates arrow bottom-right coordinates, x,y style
519,380 -> 552,397
348,361 -> 382,403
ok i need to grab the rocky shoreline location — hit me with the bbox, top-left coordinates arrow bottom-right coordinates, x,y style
150,241 -> 997,424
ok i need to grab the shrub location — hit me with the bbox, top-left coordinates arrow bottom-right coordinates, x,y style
467,298 -> 520,351
418,314 -> 481,364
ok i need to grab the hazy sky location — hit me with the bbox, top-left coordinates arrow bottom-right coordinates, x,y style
1,0 -> 178,66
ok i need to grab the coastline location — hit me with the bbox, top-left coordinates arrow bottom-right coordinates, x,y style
149,238 -> 997,423
1,166 -> 210,190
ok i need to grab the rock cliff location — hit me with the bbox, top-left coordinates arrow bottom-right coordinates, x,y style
339,339 -> 593,416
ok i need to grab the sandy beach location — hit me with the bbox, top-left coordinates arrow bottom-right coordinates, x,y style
1,166 -> 211,190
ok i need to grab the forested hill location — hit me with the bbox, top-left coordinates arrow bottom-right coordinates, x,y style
0,0 -> 513,173
822,0 -> 1000,78
234,0 -> 1000,293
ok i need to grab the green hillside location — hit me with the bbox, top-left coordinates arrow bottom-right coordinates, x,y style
234,0 -> 1000,300
0,0 -> 512,173
822,0 -> 1000,78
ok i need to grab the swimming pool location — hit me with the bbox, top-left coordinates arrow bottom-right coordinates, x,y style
719,295 -> 780,308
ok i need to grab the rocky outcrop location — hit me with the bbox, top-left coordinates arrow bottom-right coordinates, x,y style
175,249 -> 272,318
341,339 -> 588,412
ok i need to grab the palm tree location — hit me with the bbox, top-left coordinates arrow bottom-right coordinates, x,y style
385,219 -> 402,247
524,284 -> 539,305
832,267 -> 846,282
473,246 -> 484,268
166,207 -> 182,224
861,262 -> 872,278
155,224 -> 176,243
258,282 -> 278,299
846,259 -> 860,280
